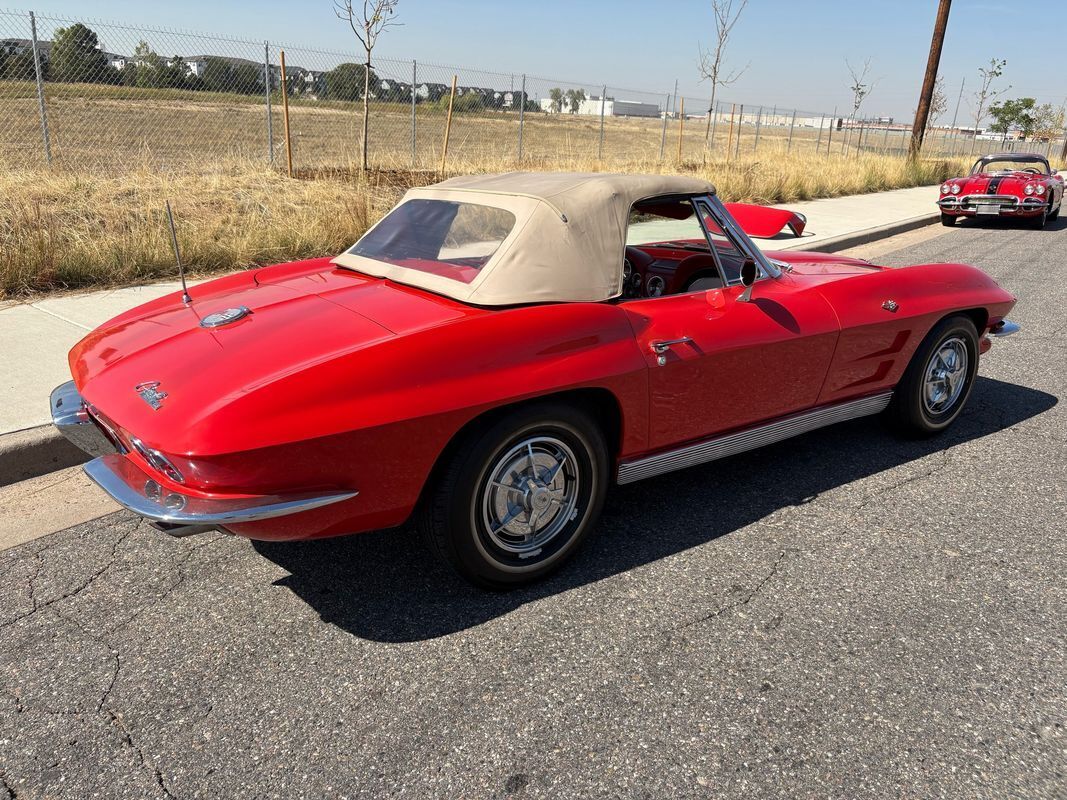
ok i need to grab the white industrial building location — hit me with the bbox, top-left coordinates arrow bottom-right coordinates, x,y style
538,95 -> 660,118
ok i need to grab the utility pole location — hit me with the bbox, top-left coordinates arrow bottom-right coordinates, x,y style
910,0 -> 952,157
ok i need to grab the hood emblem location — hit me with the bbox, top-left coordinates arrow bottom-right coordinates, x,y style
200,306 -> 252,328
135,381 -> 168,410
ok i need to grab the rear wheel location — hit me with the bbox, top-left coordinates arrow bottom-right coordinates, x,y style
419,402 -> 609,588
940,213 -> 956,227
885,315 -> 978,436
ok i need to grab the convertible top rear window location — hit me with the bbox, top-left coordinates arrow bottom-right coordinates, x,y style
350,199 -> 516,284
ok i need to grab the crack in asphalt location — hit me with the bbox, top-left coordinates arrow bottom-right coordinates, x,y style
105,709 -> 177,800
677,548 -> 791,633
0,769 -> 17,799
0,528 -> 133,632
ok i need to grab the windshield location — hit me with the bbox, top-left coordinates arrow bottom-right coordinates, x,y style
973,158 -> 1049,176
349,199 -> 516,284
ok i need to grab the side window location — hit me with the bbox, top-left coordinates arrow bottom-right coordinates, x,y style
626,199 -> 707,247
696,201 -> 748,284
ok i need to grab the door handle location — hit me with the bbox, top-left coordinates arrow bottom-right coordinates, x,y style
650,337 -> 693,355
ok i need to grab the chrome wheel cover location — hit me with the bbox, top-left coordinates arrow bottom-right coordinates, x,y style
481,436 -> 579,558
923,337 -> 968,415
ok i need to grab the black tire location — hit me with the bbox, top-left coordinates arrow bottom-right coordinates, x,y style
940,213 -> 956,227
885,315 -> 979,437
1029,204 -> 1048,229
418,402 -> 609,589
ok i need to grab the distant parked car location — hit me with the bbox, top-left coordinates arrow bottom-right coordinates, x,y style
53,172 -> 1018,588
938,152 -> 1064,228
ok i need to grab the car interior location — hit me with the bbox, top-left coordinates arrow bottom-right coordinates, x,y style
620,196 -> 749,299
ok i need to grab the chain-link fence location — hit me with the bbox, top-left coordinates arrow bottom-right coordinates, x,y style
2,8 -> 1065,173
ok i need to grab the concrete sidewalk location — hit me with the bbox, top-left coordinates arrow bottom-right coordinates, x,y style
0,183 -> 938,476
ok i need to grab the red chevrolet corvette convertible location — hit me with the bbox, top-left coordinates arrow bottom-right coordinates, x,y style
938,152 -> 1064,228
52,173 -> 1018,587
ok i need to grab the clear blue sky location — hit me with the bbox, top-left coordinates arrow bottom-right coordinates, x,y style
20,0 -> 1067,121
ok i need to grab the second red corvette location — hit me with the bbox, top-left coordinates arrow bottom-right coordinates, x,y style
938,152 -> 1063,228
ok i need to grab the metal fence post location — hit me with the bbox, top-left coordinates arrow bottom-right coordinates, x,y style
517,73 -> 526,161
734,103 -> 743,158
598,85 -> 606,159
710,101 -> 718,151
29,11 -> 51,165
815,114 -> 823,153
264,41 -> 273,164
882,123 -> 890,153
659,92 -> 670,160
411,60 -> 417,167
787,109 -> 796,151
826,108 -> 836,156
753,105 -> 762,150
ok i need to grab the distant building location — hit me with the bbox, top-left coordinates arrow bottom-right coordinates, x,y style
539,95 -> 660,118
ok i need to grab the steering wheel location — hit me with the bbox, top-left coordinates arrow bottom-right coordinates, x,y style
623,246 -> 655,297
1022,168 -> 1041,174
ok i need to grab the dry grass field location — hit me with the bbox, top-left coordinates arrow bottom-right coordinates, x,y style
4,81 -> 1042,297
0,150 -> 975,297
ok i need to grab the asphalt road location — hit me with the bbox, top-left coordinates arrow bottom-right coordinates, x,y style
1,217 -> 1064,799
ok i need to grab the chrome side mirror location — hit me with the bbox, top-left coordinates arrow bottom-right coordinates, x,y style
738,258 -> 758,303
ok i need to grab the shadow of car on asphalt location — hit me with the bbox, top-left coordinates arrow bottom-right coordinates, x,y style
252,376 -> 1056,643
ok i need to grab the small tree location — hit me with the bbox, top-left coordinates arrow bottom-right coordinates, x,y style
928,75 -> 948,128
335,0 -> 401,172
548,87 -> 564,114
971,58 -> 1009,145
322,62 -> 379,102
1032,103 -> 1066,143
846,58 -> 875,121
565,88 -> 586,114
2,48 -> 38,81
988,97 -> 1036,139
697,0 -> 749,145
51,23 -> 112,84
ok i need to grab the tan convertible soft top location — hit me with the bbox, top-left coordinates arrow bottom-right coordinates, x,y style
331,172 -> 717,305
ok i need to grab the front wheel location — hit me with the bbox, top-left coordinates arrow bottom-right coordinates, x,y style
1029,205 -> 1049,229
885,315 -> 979,437
940,213 -> 956,227
419,402 -> 609,588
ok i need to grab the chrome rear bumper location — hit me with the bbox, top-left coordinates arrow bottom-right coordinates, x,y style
50,380 -> 119,458
84,454 -> 358,537
52,380 -> 357,537
989,320 -> 1021,337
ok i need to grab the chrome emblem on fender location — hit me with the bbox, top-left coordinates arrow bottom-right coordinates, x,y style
200,306 -> 252,328
135,381 -> 168,410
882,300 -> 899,312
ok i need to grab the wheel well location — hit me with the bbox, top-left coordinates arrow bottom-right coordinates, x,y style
954,307 -> 989,335
415,387 -> 623,509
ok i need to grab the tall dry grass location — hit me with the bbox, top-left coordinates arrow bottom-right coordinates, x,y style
0,148 -> 972,297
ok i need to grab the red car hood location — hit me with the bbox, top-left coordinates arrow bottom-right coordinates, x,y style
71,257 -> 483,448
764,249 -> 883,278
953,171 -> 1033,195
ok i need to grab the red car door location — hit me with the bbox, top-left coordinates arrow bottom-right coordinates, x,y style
622,276 -> 840,450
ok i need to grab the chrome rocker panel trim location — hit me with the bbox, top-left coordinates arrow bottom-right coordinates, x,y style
617,392 -> 894,485
84,453 -> 358,536
989,320 -> 1020,337
50,380 -> 119,458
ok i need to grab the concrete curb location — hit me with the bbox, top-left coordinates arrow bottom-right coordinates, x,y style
0,209 -> 943,489
789,212 -> 940,254
0,425 -> 88,488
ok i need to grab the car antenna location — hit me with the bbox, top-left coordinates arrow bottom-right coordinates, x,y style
165,200 -> 192,305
